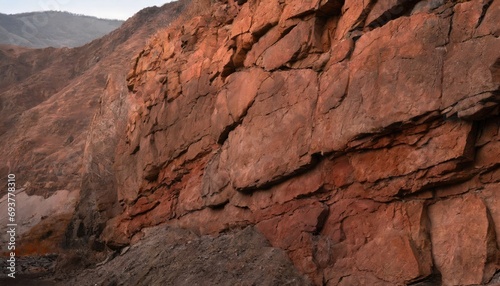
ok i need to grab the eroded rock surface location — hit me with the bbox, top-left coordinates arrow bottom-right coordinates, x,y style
2,0 -> 500,285
100,0 -> 500,285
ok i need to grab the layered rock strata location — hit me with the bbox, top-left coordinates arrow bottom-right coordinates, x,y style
75,0 -> 500,285
1,0 -> 498,285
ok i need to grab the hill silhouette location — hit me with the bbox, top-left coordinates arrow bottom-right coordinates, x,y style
0,11 -> 123,48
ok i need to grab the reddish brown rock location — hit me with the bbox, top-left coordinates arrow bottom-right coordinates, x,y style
450,1 -> 484,43
478,182 -> 500,266
365,0 -> 408,29
280,0 -> 321,21
476,139 -> 500,168
256,201 -> 328,250
429,194 -> 498,285
349,121 -> 475,183
244,24 -> 286,67
97,1 -> 500,283
328,39 -> 353,64
442,36 -> 500,112
321,201 -> 432,285
256,201 -> 328,282
317,61 -> 349,114
220,69 -> 318,191
200,150 -> 233,208
231,2 -> 253,38
334,0 -> 372,40
172,204 -> 253,235
6,0 -> 500,285
313,13 -> 449,153
356,235 -> 422,282
250,0 -> 282,36
176,170 -> 205,215
83,1 -> 500,285
258,19 -> 313,70
475,0 -> 500,37
210,67 -> 269,142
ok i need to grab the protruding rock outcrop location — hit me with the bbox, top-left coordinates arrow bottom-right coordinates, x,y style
101,0 -> 499,285
1,0 -> 499,285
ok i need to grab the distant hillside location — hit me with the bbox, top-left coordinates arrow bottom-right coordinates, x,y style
0,11 -> 123,48
0,0 -> 187,263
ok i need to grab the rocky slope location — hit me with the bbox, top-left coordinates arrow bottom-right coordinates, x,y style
0,0 -> 187,265
1,0 -> 500,285
63,226 -> 310,286
0,12 -> 123,48
76,0 -> 499,285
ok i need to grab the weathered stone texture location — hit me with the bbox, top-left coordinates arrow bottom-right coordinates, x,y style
106,0 -> 500,284
4,0 -> 500,285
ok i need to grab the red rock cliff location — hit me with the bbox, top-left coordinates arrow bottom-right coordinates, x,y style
75,0 -> 499,285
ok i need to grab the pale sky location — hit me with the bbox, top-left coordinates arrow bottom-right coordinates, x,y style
0,0 -> 174,20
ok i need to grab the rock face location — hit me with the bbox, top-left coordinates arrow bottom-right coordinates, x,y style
2,0 -> 500,285
96,0 -> 499,285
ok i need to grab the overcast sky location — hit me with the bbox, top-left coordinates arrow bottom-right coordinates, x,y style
0,0 -> 174,20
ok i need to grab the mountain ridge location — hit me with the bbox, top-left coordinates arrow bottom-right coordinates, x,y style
0,11 -> 123,48
7,11 -> 122,21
